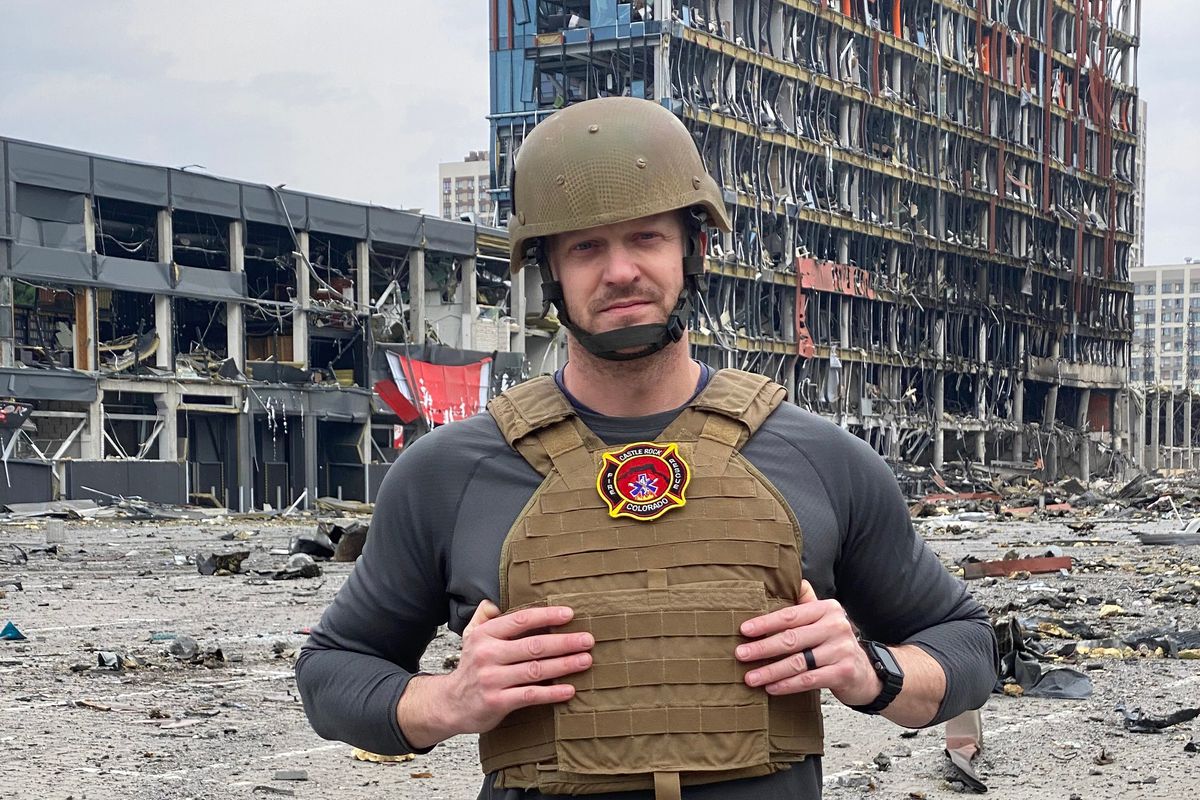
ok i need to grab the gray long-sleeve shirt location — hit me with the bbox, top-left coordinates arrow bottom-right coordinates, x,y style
297,391 -> 998,799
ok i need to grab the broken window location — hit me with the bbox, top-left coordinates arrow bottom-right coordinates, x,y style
14,184 -> 86,250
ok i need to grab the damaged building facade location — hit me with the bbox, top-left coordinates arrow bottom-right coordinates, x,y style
0,137 -> 523,509
489,0 -> 1144,482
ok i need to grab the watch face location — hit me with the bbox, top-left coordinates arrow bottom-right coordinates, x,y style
871,642 -> 903,678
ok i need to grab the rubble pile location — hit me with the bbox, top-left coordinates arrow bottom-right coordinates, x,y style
0,477 -> 1196,799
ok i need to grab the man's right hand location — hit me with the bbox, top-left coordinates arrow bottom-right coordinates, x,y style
396,601 -> 594,749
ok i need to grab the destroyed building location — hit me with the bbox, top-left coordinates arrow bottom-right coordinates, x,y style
0,138 -> 523,509
488,0 -> 1145,481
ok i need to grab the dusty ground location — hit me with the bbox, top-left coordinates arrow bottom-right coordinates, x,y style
0,507 -> 1197,800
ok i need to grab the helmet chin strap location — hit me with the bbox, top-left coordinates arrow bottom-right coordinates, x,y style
534,223 -> 707,363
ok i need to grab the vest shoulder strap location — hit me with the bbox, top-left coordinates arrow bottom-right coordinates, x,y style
487,376 -> 574,447
691,369 -> 787,436
488,375 -> 598,483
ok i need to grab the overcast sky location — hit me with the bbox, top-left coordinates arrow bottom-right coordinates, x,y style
2,2 -> 1194,264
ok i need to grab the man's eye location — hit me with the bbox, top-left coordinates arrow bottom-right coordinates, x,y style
570,241 -> 594,252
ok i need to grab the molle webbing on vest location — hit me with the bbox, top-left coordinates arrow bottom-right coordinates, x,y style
481,369 -> 823,795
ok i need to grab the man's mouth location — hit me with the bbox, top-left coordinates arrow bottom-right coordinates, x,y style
601,299 -> 652,313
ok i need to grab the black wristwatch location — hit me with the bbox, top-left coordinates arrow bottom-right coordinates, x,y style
849,640 -> 904,715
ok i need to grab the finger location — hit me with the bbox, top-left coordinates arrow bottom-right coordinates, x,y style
483,605 -> 577,640
743,640 -> 831,687
464,599 -> 502,637
761,664 -> 838,696
796,579 -> 818,604
491,630 -> 595,666
498,679 -> 577,711
739,601 -> 823,639
495,650 -> 594,688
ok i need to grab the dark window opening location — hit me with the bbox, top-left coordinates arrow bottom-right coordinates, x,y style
97,288 -> 156,373
244,222 -> 296,302
309,331 -> 365,388
308,232 -> 357,306
172,210 -> 231,270
368,243 -> 412,344
12,281 -> 77,368
174,298 -> 228,366
102,391 -> 161,459
93,197 -> 158,261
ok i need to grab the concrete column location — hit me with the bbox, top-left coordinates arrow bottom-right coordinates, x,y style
1013,375 -> 1025,461
227,221 -> 245,370
1166,392 -> 1176,470
82,387 -> 104,460
1014,328 -> 1026,461
236,405 -> 254,511
0,277 -> 13,368
355,241 -> 371,314
303,408 -> 318,510
1043,344 -> 1060,428
1076,388 -> 1091,480
933,315 -> 946,470
513,265 -> 527,355
1150,391 -> 1161,471
886,366 -> 899,459
74,201 -> 98,371
975,324 -> 987,464
292,230 -> 310,367
158,385 -> 179,462
155,210 -> 173,370
785,355 -> 798,404
410,245 -> 426,345
1186,392 -> 1194,470
461,256 -> 478,350
75,291 -> 97,372
356,243 -> 372,469
839,297 -> 851,350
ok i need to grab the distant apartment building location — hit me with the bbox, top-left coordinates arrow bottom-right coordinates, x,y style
1131,261 -> 1200,387
438,151 -> 493,223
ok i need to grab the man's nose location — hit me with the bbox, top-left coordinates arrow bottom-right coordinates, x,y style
601,242 -> 641,284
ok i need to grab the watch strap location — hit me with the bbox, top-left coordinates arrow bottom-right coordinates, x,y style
849,640 -> 904,715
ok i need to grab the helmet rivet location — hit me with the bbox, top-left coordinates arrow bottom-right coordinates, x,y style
517,212 -> 526,224
588,124 -> 600,133
636,158 -> 648,169
693,176 -> 702,189
555,174 -> 566,185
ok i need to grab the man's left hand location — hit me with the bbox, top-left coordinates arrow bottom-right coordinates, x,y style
734,580 -> 882,707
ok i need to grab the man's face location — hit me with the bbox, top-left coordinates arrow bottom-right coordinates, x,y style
547,211 -> 686,336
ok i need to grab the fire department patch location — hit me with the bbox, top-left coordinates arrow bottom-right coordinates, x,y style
596,441 -> 690,522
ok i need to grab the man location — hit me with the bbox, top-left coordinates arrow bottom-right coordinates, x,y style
297,97 -> 997,799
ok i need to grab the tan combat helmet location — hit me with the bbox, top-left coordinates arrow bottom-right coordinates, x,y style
507,96 -> 731,361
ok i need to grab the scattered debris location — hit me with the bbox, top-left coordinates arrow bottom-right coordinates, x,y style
351,748 -> 415,763
964,555 -> 1073,580
197,551 -> 250,576
273,769 -> 308,781
96,651 -> 144,670
168,635 -> 199,661
1117,705 -> 1200,733
290,529 -> 336,560
318,519 -> 370,562
0,621 -> 26,641
272,553 -> 322,580
0,544 -> 28,566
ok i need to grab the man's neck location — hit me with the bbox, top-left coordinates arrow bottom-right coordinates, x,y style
562,338 -> 700,417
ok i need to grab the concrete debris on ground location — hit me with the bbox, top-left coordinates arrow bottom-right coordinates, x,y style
0,474 -> 1198,799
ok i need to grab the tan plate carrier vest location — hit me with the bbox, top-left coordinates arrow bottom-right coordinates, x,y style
480,369 -> 824,798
